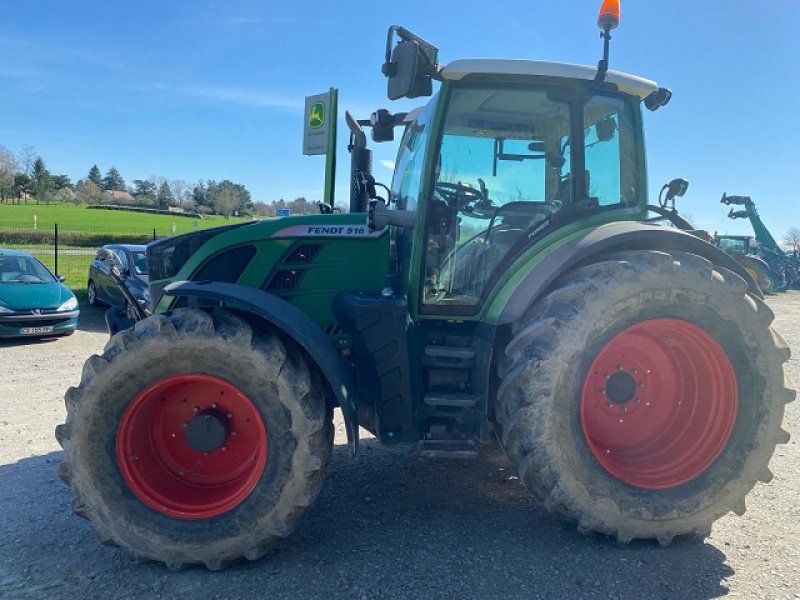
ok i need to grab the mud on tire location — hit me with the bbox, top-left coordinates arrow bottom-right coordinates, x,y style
55,308 -> 333,570
495,250 -> 793,544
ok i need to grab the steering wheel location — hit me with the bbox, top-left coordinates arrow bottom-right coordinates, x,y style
434,181 -> 486,210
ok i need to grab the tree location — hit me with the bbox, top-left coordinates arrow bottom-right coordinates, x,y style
0,145 -> 17,203
205,180 -> 252,217
88,165 -> 103,187
783,227 -> 800,249
17,144 -> 36,176
169,179 -> 190,206
53,174 -> 73,190
212,186 -> 239,218
191,180 -> 208,207
131,179 -> 157,206
157,181 -> 175,208
103,166 -> 126,191
30,156 -> 54,204
75,179 -> 104,205
13,173 -> 31,203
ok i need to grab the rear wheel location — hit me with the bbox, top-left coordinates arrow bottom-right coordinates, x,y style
495,250 -> 793,543
87,280 -> 98,306
56,308 -> 333,569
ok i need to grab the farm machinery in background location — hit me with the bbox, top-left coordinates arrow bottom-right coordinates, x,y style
55,0 -> 793,570
718,194 -> 795,292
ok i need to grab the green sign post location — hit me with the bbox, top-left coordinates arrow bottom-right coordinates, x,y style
303,88 -> 338,208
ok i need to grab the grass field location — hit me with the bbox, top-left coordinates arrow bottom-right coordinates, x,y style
1,203 -> 253,295
0,203 -> 249,235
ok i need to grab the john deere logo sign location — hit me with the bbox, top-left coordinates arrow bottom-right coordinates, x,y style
309,102 -> 325,129
303,90 -> 335,156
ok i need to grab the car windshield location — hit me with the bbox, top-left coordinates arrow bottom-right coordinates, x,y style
131,251 -> 148,276
0,255 -> 56,283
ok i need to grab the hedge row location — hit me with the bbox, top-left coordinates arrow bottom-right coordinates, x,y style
87,205 -> 203,219
0,229 -> 154,247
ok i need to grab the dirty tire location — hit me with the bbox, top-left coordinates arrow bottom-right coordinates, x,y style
495,250 -> 793,544
56,308 -> 333,570
738,255 -> 774,295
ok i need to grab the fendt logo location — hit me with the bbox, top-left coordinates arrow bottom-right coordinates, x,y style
308,102 -> 325,129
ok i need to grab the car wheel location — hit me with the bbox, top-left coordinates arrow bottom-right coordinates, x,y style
87,280 -> 98,306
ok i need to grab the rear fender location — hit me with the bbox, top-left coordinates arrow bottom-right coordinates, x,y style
163,280 -> 359,454
496,223 -> 761,325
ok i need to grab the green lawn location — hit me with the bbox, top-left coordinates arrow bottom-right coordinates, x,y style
0,203 -> 250,235
0,204 -> 253,294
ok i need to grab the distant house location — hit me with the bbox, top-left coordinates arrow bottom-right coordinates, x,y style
103,190 -> 135,205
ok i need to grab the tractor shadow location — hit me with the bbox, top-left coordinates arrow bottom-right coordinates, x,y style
0,445 -> 733,600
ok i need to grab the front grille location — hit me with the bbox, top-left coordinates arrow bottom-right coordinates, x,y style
0,317 -> 72,328
266,270 -> 305,291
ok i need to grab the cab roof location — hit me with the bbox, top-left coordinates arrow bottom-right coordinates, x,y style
441,59 -> 659,100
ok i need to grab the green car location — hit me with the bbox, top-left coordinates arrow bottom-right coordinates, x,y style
0,249 -> 79,338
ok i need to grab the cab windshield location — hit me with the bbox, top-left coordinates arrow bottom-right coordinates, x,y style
422,84 -> 641,312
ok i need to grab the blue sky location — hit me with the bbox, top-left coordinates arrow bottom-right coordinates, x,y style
1,1 -> 798,238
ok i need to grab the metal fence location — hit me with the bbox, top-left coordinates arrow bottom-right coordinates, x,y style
0,224 -> 165,295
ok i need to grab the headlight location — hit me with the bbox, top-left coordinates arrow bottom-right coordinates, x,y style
0,303 -> 13,314
58,297 -> 78,311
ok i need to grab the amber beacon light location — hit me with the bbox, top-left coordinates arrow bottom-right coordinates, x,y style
595,0 -> 620,81
598,0 -> 621,30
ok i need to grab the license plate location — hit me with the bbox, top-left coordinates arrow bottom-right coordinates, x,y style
19,326 -> 55,335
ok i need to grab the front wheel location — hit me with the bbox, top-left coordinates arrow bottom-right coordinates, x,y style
495,250 -> 793,544
87,280 -> 98,306
56,308 -> 333,569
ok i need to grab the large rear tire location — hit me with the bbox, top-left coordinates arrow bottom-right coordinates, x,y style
495,250 -> 793,544
56,308 -> 333,569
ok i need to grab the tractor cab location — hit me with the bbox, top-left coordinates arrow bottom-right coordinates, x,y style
360,23 -> 672,318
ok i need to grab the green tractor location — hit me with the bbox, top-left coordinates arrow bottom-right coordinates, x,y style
56,3 -> 793,570
719,193 -> 795,292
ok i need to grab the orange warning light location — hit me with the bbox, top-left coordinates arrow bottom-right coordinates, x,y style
598,0 -> 620,31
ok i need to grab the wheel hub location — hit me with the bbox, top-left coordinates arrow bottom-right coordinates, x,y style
185,409 -> 230,453
604,371 -> 636,405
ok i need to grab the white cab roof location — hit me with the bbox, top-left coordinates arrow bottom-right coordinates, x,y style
441,59 -> 659,99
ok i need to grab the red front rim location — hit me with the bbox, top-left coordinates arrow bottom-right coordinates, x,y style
116,374 -> 268,519
581,319 -> 738,490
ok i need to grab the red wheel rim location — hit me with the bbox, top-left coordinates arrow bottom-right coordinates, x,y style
581,319 -> 738,490
116,374 -> 268,519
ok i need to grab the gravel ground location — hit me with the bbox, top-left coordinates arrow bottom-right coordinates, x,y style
1,296 -> 798,600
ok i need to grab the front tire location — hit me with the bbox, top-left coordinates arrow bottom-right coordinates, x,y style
495,250 -> 793,544
56,308 -> 333,569
87,280 -> 98,306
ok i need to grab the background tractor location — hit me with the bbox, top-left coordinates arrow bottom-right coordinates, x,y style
56,2 -> 793,570
719,193 -> 795,292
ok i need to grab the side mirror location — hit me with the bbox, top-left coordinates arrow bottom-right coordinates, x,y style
386,41 -> 431,100
665,178 -> 689,200
382,26 -> 439,101
57,275 -> 66,283
97,248 -> 118,263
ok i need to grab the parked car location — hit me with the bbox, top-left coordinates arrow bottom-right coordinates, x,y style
0,249 -> 79,338
87,244 -> 150,310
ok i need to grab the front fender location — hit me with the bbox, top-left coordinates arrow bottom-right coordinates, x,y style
163,280 -> 359,454
494,223 -> 761,325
